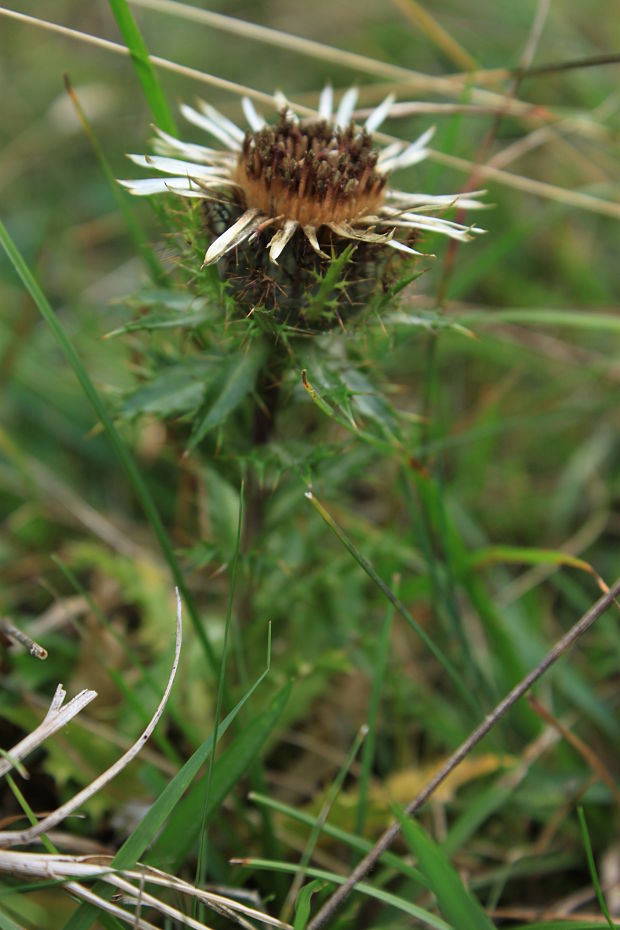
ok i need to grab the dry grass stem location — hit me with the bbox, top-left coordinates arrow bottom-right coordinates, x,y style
389,0 -> 477,71
1,8 -> 617,221
0,852 -> 293,929
0,617 -> 48,660
307,576 -> 620,929
0,591 -> 182,847
528,695 -> 620,807
0,684 -> 97,780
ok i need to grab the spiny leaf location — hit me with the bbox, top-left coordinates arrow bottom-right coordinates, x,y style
121,358 -> 213,419
187,343 -> 268,450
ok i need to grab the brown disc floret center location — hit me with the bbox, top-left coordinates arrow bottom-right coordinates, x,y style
235,112 -> 386,228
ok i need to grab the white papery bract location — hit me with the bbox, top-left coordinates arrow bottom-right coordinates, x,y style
120,86 -> 485,271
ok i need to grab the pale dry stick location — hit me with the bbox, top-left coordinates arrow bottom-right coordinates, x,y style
0,9 -> 288,112
486,87 -> 620,179
127,0 -> 620,94
125,867 -> 292,928
521,0 -> 552,74
69,876 -> 254,930
364,96 -> 612,172
24,690 -> 178,778
355,101 -> 531,118
66,882 -> 161,930
0,852 -> 292,929
390,0 -> 477,71
429,149 -> 620,220
528,694 -> 620,807
0,684 -> 97,779
90,872 -> 241,930
0,590 -> 182,847
127,0 -> 511,110
454,0 -> 550,203
28,595 -> 89,637
456,5 -> 620,212
27,462 -> 146,561
510,51 -> 620,82
2,8 -> 619,222
127,0 -> 620,123
0,858 -> 163,930
488,123 -> 585,171
306,576 -> 620,930
438,0 -> 550,302
553,878 -> 617,919
0,5 -> 526,122
0,618 -> 47,659
487,93 -> 618,179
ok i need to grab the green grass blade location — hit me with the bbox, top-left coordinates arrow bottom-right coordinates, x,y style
577,807 -> 617,929
0,907 -> 27,930
0,218 -> 218,673
293,880 -> 326,930
456,308 -> 620,333
107,0 -> 176,134
250,790 -> 424,884
64,75 -> 166,283
398,810 -> 497,930
443,782 -> 515,856
401,470 -> 488,704
282,726 -> 367,922
5,774 -> 56,855
305,490 -> 476,713
355,592 -> 395,837
119,657 -> 272,867
62,644 -> 272,930
234,858 -> 451,929
147,680 -> 292,870
195,482 -> 244,904
470,545 -> 594,573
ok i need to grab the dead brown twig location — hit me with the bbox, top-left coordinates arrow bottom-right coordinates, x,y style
307,575 -> 620,930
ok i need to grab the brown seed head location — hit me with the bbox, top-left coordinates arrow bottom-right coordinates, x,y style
235,111 -> 387,228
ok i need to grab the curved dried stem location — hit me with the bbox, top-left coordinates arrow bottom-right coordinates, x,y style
0,591 -> 182,848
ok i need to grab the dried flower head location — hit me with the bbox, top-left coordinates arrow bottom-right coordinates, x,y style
120,87 -> 485,324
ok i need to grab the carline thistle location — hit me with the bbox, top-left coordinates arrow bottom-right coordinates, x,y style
120,86 -> 485,327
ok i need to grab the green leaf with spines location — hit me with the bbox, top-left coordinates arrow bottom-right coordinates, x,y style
187,341 -> 268,450
120,357 -> 214,419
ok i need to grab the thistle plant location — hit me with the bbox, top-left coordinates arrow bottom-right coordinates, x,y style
120,87 -> 485,320
114,87 -> 487,623
118,87 -> 485,504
